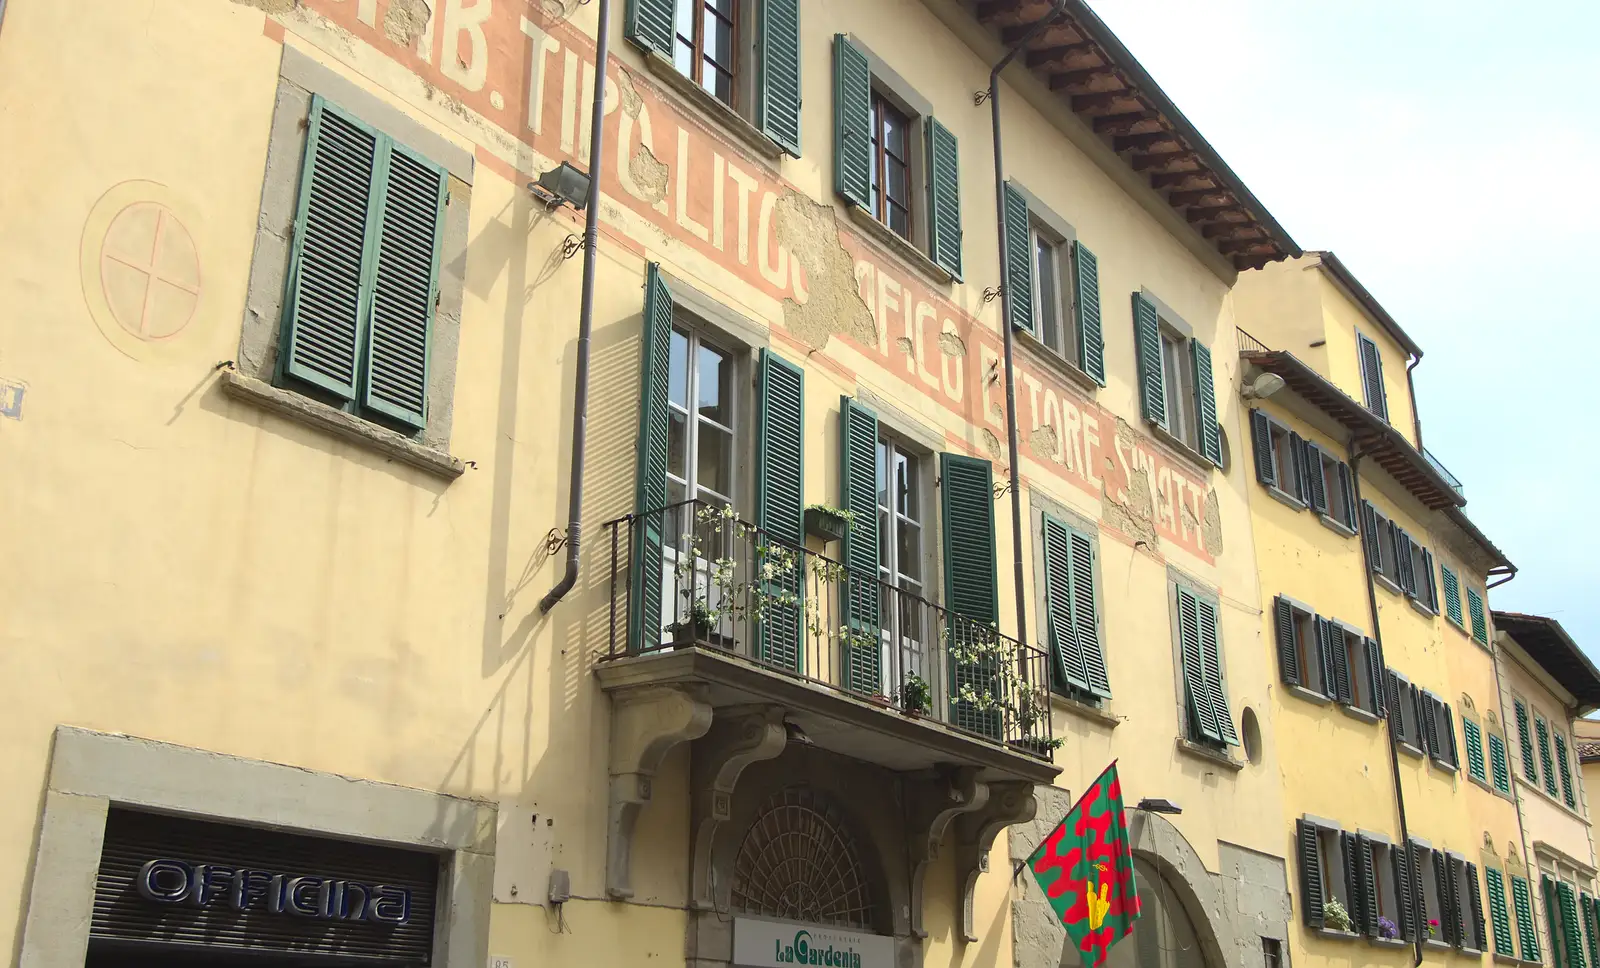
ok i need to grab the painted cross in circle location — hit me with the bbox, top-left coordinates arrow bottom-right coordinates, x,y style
99,202 -> 201,341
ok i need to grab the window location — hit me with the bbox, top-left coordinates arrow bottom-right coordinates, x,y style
1249,411 -> 1303,502
1417,847 -> 1443,940
1273,596 -> 1326,696
673,0 -> 738,106
666,325 -> 738,511
1485,867 -> 1517,958
1417,690 -> 1459,770
1037,513 -> 1110,702
1340,625 -> 1383,717
877,435 -> 927,681
1441,564 -> 1465,627
1320,454 -> 1358,530
1538,714 -> 1560,798
1136,293 -> 1222,466
1511,873 -> 1542,962
1294,819 -> 1352,932
1552,878 -> 1588,968
1001,183 -> 1105,385
1386,670 -> 1422,752
1174,582 -> 1237,748
1261,938 -> 1283,968
1368,839 -> 1399,936
1463,716 -> 1488,784
1516,698 -> 1540,785
1466,586 -> 1490,645
1357,330 -> 1389,421
1488,731 -> 1513,794
833,36 -> 962,277
1451,856 -> 1486,951
1582,892 -> 1600,968
1554,732 -> 1577,809
1033,229 -> 1069,355
1251,414 -> 1358,529
1395,530 -> 1437,612
1361,501 -> 1406,590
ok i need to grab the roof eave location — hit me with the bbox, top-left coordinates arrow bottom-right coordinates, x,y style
1310,251 -> 1425,359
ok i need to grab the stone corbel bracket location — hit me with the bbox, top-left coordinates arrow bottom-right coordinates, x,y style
955,781 -> 1037,942
608,684 -> 713,899
906,766 -> 988,938
689,705 -> 788,910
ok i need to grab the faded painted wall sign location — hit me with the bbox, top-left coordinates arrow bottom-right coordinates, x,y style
288,0 -> 1216,560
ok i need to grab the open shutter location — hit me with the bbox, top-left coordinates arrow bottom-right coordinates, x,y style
1394,842 -> 1415,941
1487,868 -> 1516,958
756,350 -> 806,671
1301,443 -> 1328,513
1467,862 -> 1486,951
623,0 -> 675,55
1355,835 -> 1378,935
839,397 -> 881,692
1514,875 -> 1541,962
631,264 -> 676,651
1416,689 -> 1435,757
1583,893 -> 1600,968
1287,434 -> 1309,503
941,454 -> 999,738
1342,833 -> 1366,933
1437,850 -> 1458,946
362,142 -> 445,430
1560,881 -> 1587,968
1396,530 -> 1416,596
1072,241 -> 1105,384
1274,597 -> 1301,687
1198,594 -> 1237,744
1546,878 -> 1565,968
1361,501 -> 1382,571
1191,341 -> 1223,467
1250,410 -> 1276,487
1556,733 -> 1576,807
1442,565 -> 1463,625
1385,670 -> 1405,739
1441,702 -> 1459,768
832,35 -> 872,209
1365,639 -> 1385,717
281,96 -> 381,402
1358,332 -> 1388,420
1177,586 -> 1221,742
1042,516 -> 1090,694
1468,587 -> 1489,644
1132,292 -> 1166,427
1465,718 -> 1487,783
1337,461 -> 1358,525
1317,619 -> 1340,702
1421,548 -> 1438,611
1297,820 -> 1324,928
1002,184 -> 1034,334
756,0 -> 802,155
1068,526 -> 1110,697
1323,620 -> 1352,705
1489,733 -> 1512,793
1517,700 -> 1539,783
924,117 -> 963,278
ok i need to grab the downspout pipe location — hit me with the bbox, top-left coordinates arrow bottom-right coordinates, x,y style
988,0 -> 1066,651
1348,445 -> 1422,967
1405,355 -> 1423,450
539,0 -> 613,615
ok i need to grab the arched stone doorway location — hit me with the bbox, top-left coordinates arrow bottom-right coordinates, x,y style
1104,856 -> 1207,968
729,786 -> 877,929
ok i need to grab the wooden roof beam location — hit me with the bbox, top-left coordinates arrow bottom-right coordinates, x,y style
1167,188 -> 1230,206
1003,20 -> 1071,44
1092,111 -> 1155,134
1114,131 -> 1177,152
1185,204 -> 1242,223
1131,150 -> 1195,171
1218,238 -> 1271,255
1027,42 -> 1096,68
1202,221 -> 1255,239
1071,89 -> 1137,111
1149,171 -> 1214,189
1050,67 -> 1114,90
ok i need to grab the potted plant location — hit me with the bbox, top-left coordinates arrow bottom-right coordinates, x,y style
1377,916 -> 1399,940
666,598 -> 716,646
804,504 -> 853,543
1425,918 -> 1440,940
1007,687 -> 1064,756
1323,898 -> 1353,933
898,675 -> 931,716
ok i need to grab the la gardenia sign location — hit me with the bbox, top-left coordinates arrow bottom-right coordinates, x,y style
732,918 -> 895,968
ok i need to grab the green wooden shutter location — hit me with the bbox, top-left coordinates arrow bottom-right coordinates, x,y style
1394,842 -> 1415,941
756,0 -> 802,156
1068,529 -> 1110,698
1442,564 -> 1463,625
1296,820 -> 1324,928
1002,183 -> 1033,334
631,264 -> 676,651
1513,874 -> 1541,962
1287,433 -> 1310,505
1539,717 -> 1559,797
839,397 -> 881,693
924,117 -> 962,279
1490,733 -> 1512,793
1071,242 -> 1105,384
1467,862 -> 1486,951
941,454 -> 999,738
1548,878 -> 1566,968
756,349 -> 806,671
1555,733 -> 1576,808
1420,548 -> 1438,611
1042,516 -> 1088,694
1517,699 -> 1539,783
832,34 -> 872,209
1250,410 -> 1276,487
1464,718 -> 1487,783
624,0 -> 675,55
1443,701 -> 1460,768
1560,881 -> 1587,968
1178,587 -> 1233,743
1365,639 -> 1385,717
1273,597 -> 1301,687
1131,292 -> 1165,427
1358,331 -> 1388,420
1583,893 -> 1600,968
1488,868 -> 1516,957
1468,587 -> 1489,645
281,96 -> 383,402
361,142 -> 445,430
1190,340 -> 1222,467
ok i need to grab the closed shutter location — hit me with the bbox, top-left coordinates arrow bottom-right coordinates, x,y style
1384,670 -> 1405,741
1297,820 -> 1324,928
1517,700 -> 1539,783
1301,443 -> 1328,513
1357,835 -> 1378,935
1547,877 -> 1564,968
1489,733 -> 1512,793
1177,586 -> 1221,743
1487,868 -> 1516,958
831,35 -> 872,210
1287,433 -> 1309,504
1555,733 -> 1576,808
755,349 -> 806,671
1394,840 -> 1415,941
1410,684 -> 1429,756
756,0 -> 802,156
1274,596 -> 1301,687
1002,184 -> 1033,334
1358,331 -> 1388,420
941,454 -> 999,739
623,0 -> 675,55
1191,341 -> 1222,467
1467,862 -> 1486,951
1419,548 -> 1437,611
1396,530 -> 1416,596
1361,501 -> 1382,572
1132,292 -> 1166,427
630,264 -> 676,652
924,118 -> 963,278
1464,718 -> 1487,783
1364,639 -> 1385,717
1342,833 -> 1366,933
1196,593 -> 1237,744
1250,410 -> 1276,487
1583,893 -> 1600,968
1420,691 -> 1441,758
1337,461 -> 1358,526
1539,718 -> 1559,797
1323,619 -> 1352,705
1437,850 -> 1457,946
1317,618 -> 1339,703
1442,564 -> 1464,625
362,143 -> 445,430
1468,587 -> 1489,645
1384,520 -> 1399,584
1513,874 -> 1541,962
1069,529 -> 1110,698
1043,515 -> 1089,694
1560,881 -> 1587,968
1072,241 -> 1105,384
839,397 -> 880,692
281,97 -> 382,402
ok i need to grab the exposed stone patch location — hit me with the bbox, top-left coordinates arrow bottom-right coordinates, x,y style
1101,417 -> 1158,549
383,0 -> 430,46
990,401 -> 1005,425
773,190 -> 876,350
539,0 -> 583,20
232,0 -> 297,13
1202,489 -> 1224,555
629,144 -> 669,204
1029,424 -> 1060,462
939,330 -> 965,358
982,429 -> 1003,460
616,67 -> 644,119
895,337 -> 914,355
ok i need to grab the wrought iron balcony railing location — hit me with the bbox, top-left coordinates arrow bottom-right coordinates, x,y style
603,499 -> 1056,759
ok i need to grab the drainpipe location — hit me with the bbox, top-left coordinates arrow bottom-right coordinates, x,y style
987,0 -> 1066,652
1405,356 -> 1423,450
1347,445 -> 1422,967
539,0 -> 613,614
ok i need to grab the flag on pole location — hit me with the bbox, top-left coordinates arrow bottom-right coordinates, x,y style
1025,760 -> 1141,967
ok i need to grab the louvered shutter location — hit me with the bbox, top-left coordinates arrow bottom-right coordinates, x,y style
1001,184 -> 1034,334
1384,520 -> 1399,584
924,118 -> 962,278
1274,597 -> 1301,687
1337,461 -> 1358,526
1420,548 -> 1439,611
756,0 -> 802,156
1361,501 -> 1382,571
1489,733 -> 1512,793
1070,529 -> 1110,698
831,35 -> 872,210
623,0 -> 675,55
1517,700 -> 1539,783
1487,868 -> 1516,958
1514,874 -> 1541,962
1197,594 -> 1237,744
1287,433 -> 1309,504
631,264 -> 676,652
1442,565 -> 1464,626
1323,620 -> 1352,705
755,350 -> 806,671
1358,332 -> 1388,420
1396,530 -> 1416,596
1583,893 -> 1600,968
1394,841 -> 1415,941
1540,718 -> 1560,797
1467,862 -> 1486,951
1250,410 -> 1276,487
1385,670 -> 1405,739
1365,639 -> 1385,717
1465,718 -> 1487,783
281,97 -> 381,402
1072,242 -> 1105,384
1342,833 -> 1365,933
1441,702 -> 1459,768
839,397 -> 880,692
361,142 -> 445,430
1297,820 -> 1324,928
1468,587 -> 1489,645
1317,618 -> 1339,702
1357,835 -> 1378,935
1418,690 -> 1438,757
1438,850 -> 1458,946
1556,733 -> 1576,807
1042,516 -> 1090,694
1302,443 -> 1328,513
1191,341 -> 1223,467
1547,877 -> 1565,968
1178,586 -> 1221,743
1132,292 -> 1166,427
1560,881 -> 1587,968
941,454 -> 999,738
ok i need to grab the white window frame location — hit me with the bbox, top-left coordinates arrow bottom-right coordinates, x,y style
665,318 -> 741,512
1029,221 -> 1075,361
877,432 -> 935,689
1159,326 -> 1197,451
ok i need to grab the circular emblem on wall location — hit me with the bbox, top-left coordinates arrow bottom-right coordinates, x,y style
80,180 -> 216,362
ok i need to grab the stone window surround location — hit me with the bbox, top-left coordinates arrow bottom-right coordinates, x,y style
17,726 -> 495,968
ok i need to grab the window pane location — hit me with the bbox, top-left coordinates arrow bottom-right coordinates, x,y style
887,202 -> 909,239
668,409 -> 688,480
697,422 -> 732,497
704,4 -> 734,64
894,450 -> 918,517
674,1 -> 695,75
1035,233 -> 1060,351
1162,336 -> 1184,438
697,343 -> 731,426
878,509 -> 890,570
885,159 -> 908,213
881,105 -> 907,160
876,441 -> 889,509
669,329 -> 690,407
897,520 -> 921,581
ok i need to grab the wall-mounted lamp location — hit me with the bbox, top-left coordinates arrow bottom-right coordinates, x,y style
1241,372 -> 1286,401
528,161 -> 591,211
784,720 -> 813,747
1136,797 -> 1182,815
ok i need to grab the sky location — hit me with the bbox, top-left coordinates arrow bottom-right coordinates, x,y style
1081,0 -> 1600,660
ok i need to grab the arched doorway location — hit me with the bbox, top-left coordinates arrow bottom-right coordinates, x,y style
1104,857 -> 1209,968
729,787 -> 876,929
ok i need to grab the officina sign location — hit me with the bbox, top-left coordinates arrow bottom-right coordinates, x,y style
732,917 -> 895,968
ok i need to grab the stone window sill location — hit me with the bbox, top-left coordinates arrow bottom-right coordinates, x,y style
1265,483 -> 1306,511
1287,684 -> 1332,706
1424,939 -> 1452,951
1468,773 -> 1496,795
221,370 -> 465,482
1375,574 -> 1403,597
1051,693 -> 1120,729
1399,741 -> 1424,759
642,51 -> 786,163
848,204 -> 954,286
1516,775 -> 1589,822
1175,737 -> 1243,772
1369,936 -> 1406,947
1016,329 -> 1102,394
1319,514 -> 1358,538
1316,927 -> 1359,941
1409,597 -> 1438,619
1428,756 -> 1458,775
1340,704 -> 1380,725
1147,422 -> 1213,476
1495,955 -> 1542,966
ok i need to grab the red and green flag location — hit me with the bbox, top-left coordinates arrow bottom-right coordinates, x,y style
1025,760 -> 1140,967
